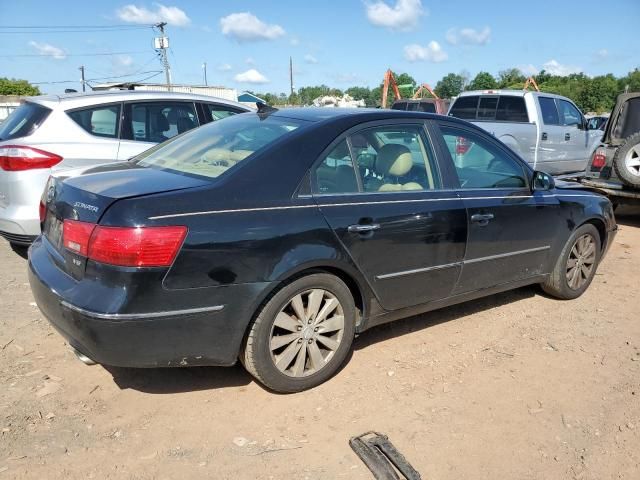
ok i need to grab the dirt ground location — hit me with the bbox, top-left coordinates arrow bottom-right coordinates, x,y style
1,208 -> 639,480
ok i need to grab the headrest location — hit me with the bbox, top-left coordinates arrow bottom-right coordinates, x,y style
152,112 -> 170,131
376,144 -> 413,177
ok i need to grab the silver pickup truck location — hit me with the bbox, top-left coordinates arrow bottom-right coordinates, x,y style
448,90 -> 602,175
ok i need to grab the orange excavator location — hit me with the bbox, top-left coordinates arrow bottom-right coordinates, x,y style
381,69 -> 448,113
523,76 -> 540,92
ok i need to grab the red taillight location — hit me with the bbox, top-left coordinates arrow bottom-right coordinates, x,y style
0,145 -> 63,171
592,150 -> 606,169
63,219 -> 95,256
88,225 -> 187,267
62,220 -> 187,267
456,137 -> 471,155
39,201 -> 46,223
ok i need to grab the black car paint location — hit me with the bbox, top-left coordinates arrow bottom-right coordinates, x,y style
29,109 -> 617,368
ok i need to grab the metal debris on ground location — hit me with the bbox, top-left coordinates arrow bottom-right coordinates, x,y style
349,431 -> 421,480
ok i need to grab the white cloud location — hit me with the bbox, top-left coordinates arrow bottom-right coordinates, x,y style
304,54 -> 318,64
543,59 -> 582,76
290,37 -> 300,46
217,63 -> 232,72
28,41 -> 66,60
365,0 -> 424,31
445,26 -> 491,45
334,73 -> 360,83
114,54 -> 133,67
595,48 -> 608,61
234,68 -> 269,84
116,4 -> 191,26
245,57 -> 256,65
220,12 -> 285,42
404,41 -> 447,63
518,64 -> 539,76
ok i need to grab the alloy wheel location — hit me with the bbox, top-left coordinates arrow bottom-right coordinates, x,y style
566,234 -> 597,290
269,289 -> 345,377
624,145 -> 640,177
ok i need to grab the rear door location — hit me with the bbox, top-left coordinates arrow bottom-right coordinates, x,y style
117,101 -> 199,160
434,121 -> 562,294
63,103 -> 122,166
311,121 -> 467,311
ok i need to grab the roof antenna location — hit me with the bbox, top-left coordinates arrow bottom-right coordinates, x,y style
256,101 -> 278,118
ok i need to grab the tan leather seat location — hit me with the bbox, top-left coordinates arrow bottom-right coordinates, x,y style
376,144 -> 423,191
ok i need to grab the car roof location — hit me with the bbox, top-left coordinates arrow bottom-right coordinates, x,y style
268,107 -> 445,123
25,90 -> 249,111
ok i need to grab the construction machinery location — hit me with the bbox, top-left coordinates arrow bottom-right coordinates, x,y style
381,69 -> 448,113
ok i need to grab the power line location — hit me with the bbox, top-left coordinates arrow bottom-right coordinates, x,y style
0,51 -> 149,58
0,26 -> 153,34
0,24 -> 152,28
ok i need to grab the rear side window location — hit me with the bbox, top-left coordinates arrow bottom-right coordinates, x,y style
135,114 -> 304,179
68,104 -> 121,138
417,102 -> 436,113
496,96 -> 528,122
449,96 -> 478,119
0,102 -> 51,141
538,97 -> 560,125
391,102 -> 407,111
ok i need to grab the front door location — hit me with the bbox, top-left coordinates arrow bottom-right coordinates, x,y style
436,122 -> 562,294
311,123 -> 467,311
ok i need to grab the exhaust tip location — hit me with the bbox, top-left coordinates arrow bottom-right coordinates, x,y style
72,348 -> 97,366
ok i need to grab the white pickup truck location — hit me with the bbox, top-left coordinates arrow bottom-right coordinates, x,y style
447,90 -> 602,175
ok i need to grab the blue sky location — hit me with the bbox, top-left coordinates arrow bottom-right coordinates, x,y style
1,0 -> 639,95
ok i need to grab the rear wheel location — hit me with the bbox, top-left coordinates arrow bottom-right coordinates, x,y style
242,274 -> 356,393
613,132 -> 640,187
542,224 -> 601,300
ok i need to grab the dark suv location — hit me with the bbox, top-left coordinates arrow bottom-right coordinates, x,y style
583,92 -> 640,206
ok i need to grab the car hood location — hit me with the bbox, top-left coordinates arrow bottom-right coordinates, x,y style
602,92 -> 640,146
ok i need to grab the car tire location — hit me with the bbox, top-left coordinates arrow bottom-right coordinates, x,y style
241,273 -> 356,393
542,224 -> 601,300
612,132 -> 640,188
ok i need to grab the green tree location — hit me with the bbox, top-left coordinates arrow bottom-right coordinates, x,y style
0,78 -> 40,96
578,74 -> 619,112
497,68 -> 526,89
467,71 -> 498,90
434,73 -> 465,98
619,68 -> 640,93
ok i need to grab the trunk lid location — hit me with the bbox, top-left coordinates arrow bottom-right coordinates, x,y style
42,162 -> 210,278
602,92 -> 640,146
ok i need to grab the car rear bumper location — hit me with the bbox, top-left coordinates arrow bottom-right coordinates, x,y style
28,236 -> 271,368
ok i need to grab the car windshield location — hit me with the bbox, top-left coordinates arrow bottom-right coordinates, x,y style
134,113 -> 305,179
0,102 -> 51,141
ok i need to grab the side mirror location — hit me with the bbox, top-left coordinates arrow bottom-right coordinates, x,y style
532,170 -> 555,191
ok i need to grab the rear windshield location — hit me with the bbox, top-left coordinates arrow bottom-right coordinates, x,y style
134,113 -> 305,179
0,102 -> 51,141
449,95 -> 528,122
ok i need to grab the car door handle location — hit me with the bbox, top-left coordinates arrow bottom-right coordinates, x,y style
565,133 -> 571,141
470,213 -> 494,226
348,223 -> 380,233
541,132 -> 548,141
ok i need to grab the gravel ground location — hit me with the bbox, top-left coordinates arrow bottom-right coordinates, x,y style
0,208 -> 639,480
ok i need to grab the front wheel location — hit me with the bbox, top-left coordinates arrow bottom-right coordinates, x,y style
242,274 -> 356,393
542,224 -> 601,300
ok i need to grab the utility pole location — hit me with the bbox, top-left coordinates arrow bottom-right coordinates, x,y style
289,56 -> 294,97
79,65 -> 85,92
202,62 -> 208,86
155,22 -> 172,91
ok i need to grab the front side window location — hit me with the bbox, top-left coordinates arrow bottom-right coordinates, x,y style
135,114 -> 303,179
441,125 -> 528,189
538,97 -> 560,125
68,104 -> 121,138
558,100 -> 582,127
128,102 -> 198,143
204,103 -> 244,121
313,125 -> 441,194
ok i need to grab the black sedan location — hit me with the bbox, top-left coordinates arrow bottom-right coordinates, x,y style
29,107 -> 617,392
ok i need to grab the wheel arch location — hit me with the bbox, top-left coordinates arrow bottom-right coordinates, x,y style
579,217 -> 607,250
